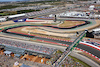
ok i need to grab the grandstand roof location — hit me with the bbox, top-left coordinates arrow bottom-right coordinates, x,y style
5,46 -> 25,55
15,54 -> 21,57
8,14 -> 26,18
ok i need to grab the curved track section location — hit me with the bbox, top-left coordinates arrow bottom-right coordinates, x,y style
1,28 -> 100,60
1,20 -> 100,61
77,44 -> 100,58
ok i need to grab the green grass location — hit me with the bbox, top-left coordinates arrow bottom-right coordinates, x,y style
18,1 -> 51,4
0,13 -> 5,15
0,12 -> 16,16
0,9 -> 40,16
56,50 -> 63,54
17,9 -> 40,14
0,13 -> 9,16
69,55 -> 91,67
0,5 -> 19,10
18,1 -> 60,5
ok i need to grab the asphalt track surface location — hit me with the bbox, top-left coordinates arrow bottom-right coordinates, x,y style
2,27 -> 100,59
77,44 -> 100,58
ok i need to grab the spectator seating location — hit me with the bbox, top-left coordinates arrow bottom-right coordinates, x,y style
0,38 -> 56,55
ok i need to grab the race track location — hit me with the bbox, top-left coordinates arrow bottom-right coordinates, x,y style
1,23 -> 100,59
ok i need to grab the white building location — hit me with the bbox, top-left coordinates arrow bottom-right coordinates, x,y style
57,11 -> 89,18
0,18 -> 6,22
8,14 -> 26,19
92,28 -> 100,35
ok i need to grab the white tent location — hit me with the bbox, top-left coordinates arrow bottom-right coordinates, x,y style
8,14 -> 26,18
0,18 -> 6,22
89,5 -> 95,10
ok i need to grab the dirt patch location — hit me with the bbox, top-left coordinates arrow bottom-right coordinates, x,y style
0,23 -> 23,29
59,21 -> 85,28
21,55 -> 49,64
7,26 -> 72,40
95,20 -> 100,24
8,27 -> 27,33
25,27 -> 46,34
21,26 -> 74,37
0,21 -> 15,25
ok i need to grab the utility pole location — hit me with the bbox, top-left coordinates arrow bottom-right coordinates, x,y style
54,15 -> 57,22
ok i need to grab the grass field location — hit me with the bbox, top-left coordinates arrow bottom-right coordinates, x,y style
59,21 -> 85,28
69,55 -> 91,67
0,5 -> 19,10
0,13 -> 7,16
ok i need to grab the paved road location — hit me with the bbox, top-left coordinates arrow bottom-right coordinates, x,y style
35,37 -> 72,45
40,18 -> 97,33
77,44 -> 100,58
37,37 -> 100,59
70,50 -> 100,67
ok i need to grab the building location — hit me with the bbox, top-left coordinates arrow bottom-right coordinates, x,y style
94,0 -> 100,4
0,18 -> 6,22
89,5 -> 95,10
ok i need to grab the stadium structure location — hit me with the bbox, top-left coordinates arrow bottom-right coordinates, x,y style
0,1 -> 100,67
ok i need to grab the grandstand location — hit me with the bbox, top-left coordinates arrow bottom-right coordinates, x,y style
52,11 -> 90,19
0,38 -> 56,55
7,14 -> 28,21
36,16 -> 54,20
82,40 -> 100,48
0,1 -> 100,67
